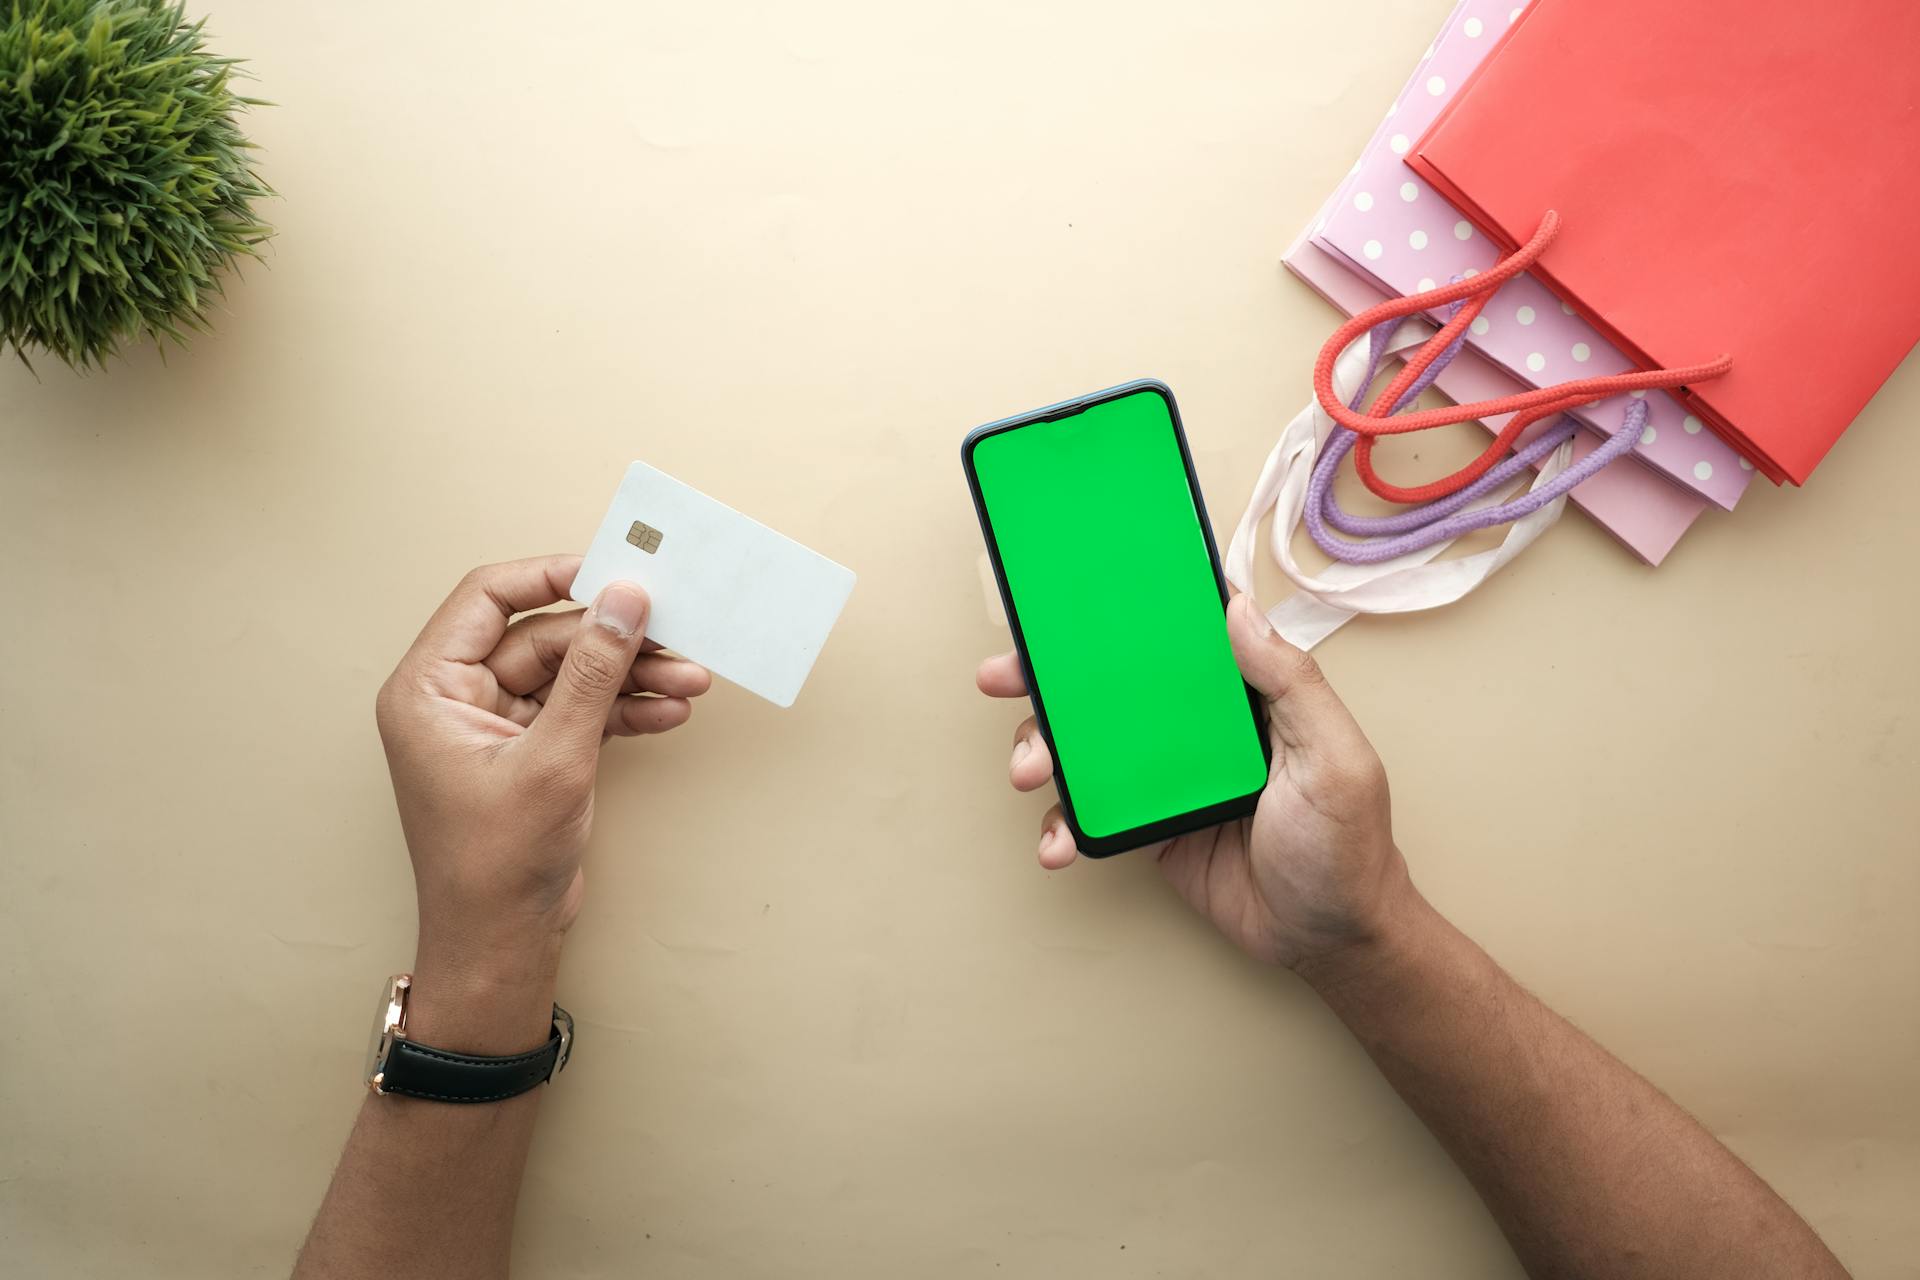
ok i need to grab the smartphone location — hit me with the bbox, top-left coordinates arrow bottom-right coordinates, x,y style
962,379 -> 1270,857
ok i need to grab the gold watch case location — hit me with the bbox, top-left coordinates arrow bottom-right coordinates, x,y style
364,972 -> 411,1094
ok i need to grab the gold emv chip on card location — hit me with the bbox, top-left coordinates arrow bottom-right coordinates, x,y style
625,521 -> 664,553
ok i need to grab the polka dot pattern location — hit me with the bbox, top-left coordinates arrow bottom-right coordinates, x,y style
1454,220 -> 1474,240
1408,229 -> 1428,250
1571,342 -> 1591,362
1516,305 -> 1536,325
1400,182 -> 1419,202
1353,191 -> 1374,211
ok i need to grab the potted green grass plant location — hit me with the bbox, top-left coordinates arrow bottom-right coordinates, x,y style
1,0 -> 271,369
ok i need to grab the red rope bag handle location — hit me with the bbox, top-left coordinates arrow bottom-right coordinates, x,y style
1312,211 -> 1733,504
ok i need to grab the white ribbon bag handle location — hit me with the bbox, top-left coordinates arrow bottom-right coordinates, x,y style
1226,318 -> 1576,650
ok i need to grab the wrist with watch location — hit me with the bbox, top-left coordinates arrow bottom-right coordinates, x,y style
364,973 -> 574,1103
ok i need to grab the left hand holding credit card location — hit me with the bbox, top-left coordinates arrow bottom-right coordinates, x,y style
375,556 -> 714,1048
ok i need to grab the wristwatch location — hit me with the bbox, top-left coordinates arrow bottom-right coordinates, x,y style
364,973 -> 574,1103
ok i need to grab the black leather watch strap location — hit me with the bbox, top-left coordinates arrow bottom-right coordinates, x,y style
380,1008 -> 571,1103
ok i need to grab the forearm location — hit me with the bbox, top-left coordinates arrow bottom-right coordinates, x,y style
293,938 -> 562,1280
1301,870 -> 1847,1280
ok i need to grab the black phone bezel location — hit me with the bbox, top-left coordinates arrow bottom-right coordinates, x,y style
960,378 -> 1271,858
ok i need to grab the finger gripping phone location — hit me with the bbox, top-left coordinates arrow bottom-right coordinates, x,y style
962,379 -> 1270,857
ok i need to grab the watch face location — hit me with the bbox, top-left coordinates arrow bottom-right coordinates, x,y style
364,974 -> 410,1088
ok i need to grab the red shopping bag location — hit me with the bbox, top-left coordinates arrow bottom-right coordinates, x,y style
1409,0 -> 1920,485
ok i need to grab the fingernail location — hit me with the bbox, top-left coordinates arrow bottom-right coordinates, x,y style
1245,595 -> 1273,638
1012,738 -> 1030,766
589,583 -> 648,638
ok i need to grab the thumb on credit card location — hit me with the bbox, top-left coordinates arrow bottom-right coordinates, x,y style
527,583 -> 652,762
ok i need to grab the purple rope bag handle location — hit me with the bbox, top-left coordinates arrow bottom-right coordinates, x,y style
1305,299 -> 1650,565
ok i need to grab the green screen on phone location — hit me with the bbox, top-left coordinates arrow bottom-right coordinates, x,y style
969,386 -> 1268,841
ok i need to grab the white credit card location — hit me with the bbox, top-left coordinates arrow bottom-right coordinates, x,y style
570,462 -> 856,708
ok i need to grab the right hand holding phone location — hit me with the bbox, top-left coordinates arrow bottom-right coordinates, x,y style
977,594 -> 1410,970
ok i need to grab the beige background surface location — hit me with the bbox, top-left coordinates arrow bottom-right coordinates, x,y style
3,1 -> 1917,1275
